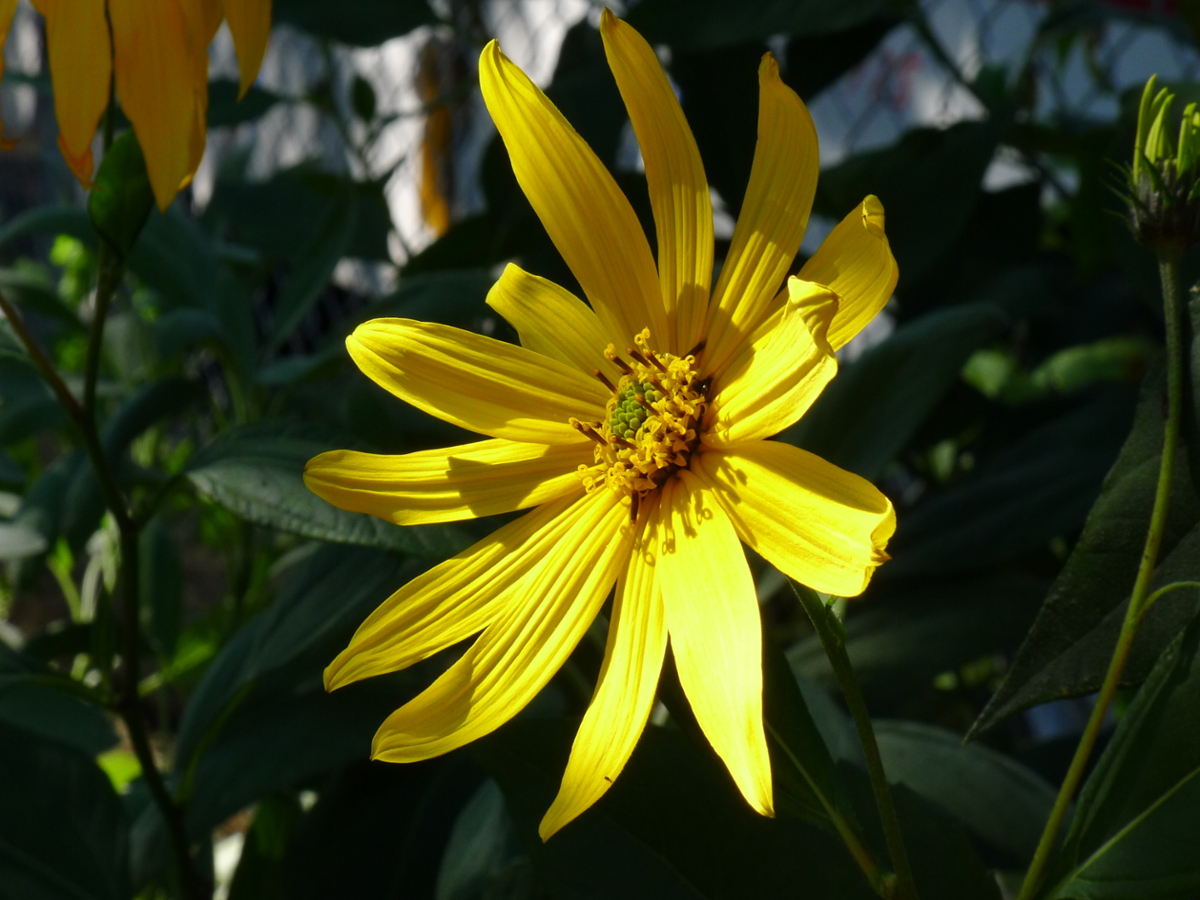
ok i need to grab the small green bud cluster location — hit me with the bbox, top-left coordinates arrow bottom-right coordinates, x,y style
1128,76 -> 1200,251
609,381 -> 660,440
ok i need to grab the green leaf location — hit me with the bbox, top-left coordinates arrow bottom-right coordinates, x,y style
101,375 -> 205,460
274,0 -> 436,45
970,366 -> 1200,738
884,386 -> 1140,578
627,0 -> 893,50
185,421 -> 472,555
872,721 -> 1056,864
0,721 -> 131,900
0,267 -> 83,333
0,644 -> 117,755
0,205 -> 95,253
784,303 -> 1010,481
268,186 -> 358,349
139,517 -> 183,658
87,130 -> 155,256
1045,613 -> 1200,898
128,206 -> 219,311
436,778 -> 527,900
207,79 -> 280,127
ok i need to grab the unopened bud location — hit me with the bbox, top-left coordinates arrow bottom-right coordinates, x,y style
1128,76 -> 1200,252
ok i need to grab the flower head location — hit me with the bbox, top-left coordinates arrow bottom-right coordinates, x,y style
1128,75 -> 1200,251
305,11 -> 897,839
0,0 -> 271,209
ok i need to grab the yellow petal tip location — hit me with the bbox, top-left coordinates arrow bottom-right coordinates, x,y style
861,194 -> 886,237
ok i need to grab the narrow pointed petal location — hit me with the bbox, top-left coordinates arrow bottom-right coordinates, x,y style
31,0 -> 111,181
348,319 -> 608,445
109,0 -> 205,209
540,494 -> 668,839
799,195 -> 898,351
704,53 -> 819,375
696,441 -> 895,598
371,488 -> 633,762
705,280 -> 837,448
479,41 -> 667,348
223,0 -> 272,98
486,263 -> 619,382
305,439 -> 590,526
601,12 -> 712,354
657,471 -> 773,816
326,492 -> 589,689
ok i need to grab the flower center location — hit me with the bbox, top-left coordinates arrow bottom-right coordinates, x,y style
571,329 -> 708,511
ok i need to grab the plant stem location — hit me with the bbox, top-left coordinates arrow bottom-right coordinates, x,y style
82,247 -> 124,419
792,582 -> 918,900
1016,252 -> 1186,900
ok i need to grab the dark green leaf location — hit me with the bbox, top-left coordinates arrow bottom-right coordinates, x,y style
152,307 -> 223,360
227,794 -> 302,900
0,205 -> 95,252
129,206 -> 219,310
274,0 -> 436,45
436,778 -> 527,900
208,79 -> 280,128
0,451 -> 23,486
971,366 -> 1200,737
185,421 -> 472,555
1045,613 -> 1200,898
784,303 -> 1010,481
101,375 -> 205,460
627,0 -> 893,50
873,721 -> 1055,864
0,721 -> 131,900
87,130 -> 155,256
0,267 -> 83,332
350,76 -> 376,122
139,518 -> 183,658
0,644 -> 117,755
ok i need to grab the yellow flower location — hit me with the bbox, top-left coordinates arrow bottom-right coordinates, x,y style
305,12 -> 898,839
0,0 -> 271,210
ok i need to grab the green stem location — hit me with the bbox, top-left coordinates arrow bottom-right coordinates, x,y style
1017,252 -> 1186,900
83,96 -> 121,420
792,582 -> 918,900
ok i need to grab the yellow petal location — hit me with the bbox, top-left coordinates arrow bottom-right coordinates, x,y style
600,12 -> 712,355
109,0 -> 205,210
222,0 -> 272,98
704,53 -> 819,375
31,0 -> 111,182
799,195 -> 898,351
478,41 -> 667,349
326,492 -> 588,689
347,318 -> 608,445
540,493 -> 668,839
704,279 -> 837,448
371,488 -> 633,762
696,441 -> 895,598
657,471 -> 773,816
304,439 -> 590,526
0,0 -> 20,148
485,263 -> 619,382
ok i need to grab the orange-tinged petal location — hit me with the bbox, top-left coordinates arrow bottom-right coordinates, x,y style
540,493 -> 668,839
304,439 -> 590,526
109,0 -> 205,209
478,41 -> 667,349
485,263 -> 618,382
371,488 -> 632,762
799,195 -> 898,351
347,318 -> 608,445
601,11 -> 712,354
31,0 -> 111,183
325,492 -> 585,689
696,441 -> 895,598
223,0 -> 272,98
704,53 -> 818,376
704,279 -> 837,448
657,471 -> 774,816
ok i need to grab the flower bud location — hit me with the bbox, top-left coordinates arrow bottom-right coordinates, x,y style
1128,76 -> 1200,252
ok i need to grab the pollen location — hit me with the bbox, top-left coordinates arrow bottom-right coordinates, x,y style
571,329 -> 708,507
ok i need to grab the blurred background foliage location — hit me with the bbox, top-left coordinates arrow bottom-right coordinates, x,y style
0,0 -> 1199,898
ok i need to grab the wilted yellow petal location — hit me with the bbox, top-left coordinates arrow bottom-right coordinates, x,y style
697,441 -> 895,598
799,195 -> 898,351
109,0 -> 205,209
31,0 -> 111,181
705,279 -> 837,448
540,493 -> 668,839
304,439 -> 590,526
223,0 -> 272,98
601,11 -> 711,354
657,471 -> 773,817
326,492 -> 588,689
486,263 -> 619,382
371,488 -> 632,762
347,318 -> 608,445
479,41 -> 667,349
705,53 -> 818,374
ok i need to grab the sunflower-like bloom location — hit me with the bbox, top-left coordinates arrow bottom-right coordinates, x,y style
305,12 -> 898,838
0,0 -> 271,209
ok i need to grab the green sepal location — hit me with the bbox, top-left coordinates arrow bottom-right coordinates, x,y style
87,130 -> 155,258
